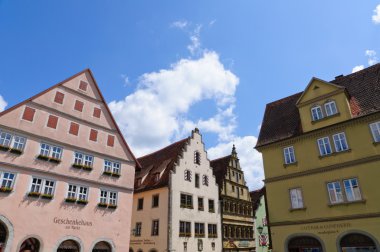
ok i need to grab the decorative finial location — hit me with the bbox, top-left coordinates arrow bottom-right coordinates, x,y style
232,144 -> 237,155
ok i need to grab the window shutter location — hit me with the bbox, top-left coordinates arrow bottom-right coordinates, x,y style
79,81 -> 88,91
107,135 -> 115,147
22,106 -> 36,122
93,107 -> 101,118
89,129 -> 98,141
47,115 -> 58,129
54,91 -> 65,104
69,122 -> 79,136
74,100 -> 84,112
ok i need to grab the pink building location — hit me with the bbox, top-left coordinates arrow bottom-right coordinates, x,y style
0,69 -> 138,252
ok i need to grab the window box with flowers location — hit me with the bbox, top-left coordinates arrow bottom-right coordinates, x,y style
49,157 -> 61,164
195,234 -> 205,238
10,148 -> 23,155
179,233 -> 191,237
180,203 -> 193,209
98,202 -> 108,208
108,204 -> 117,209
0,187 -> 12,193
72,163 -> 83,169
82,165 -> 93,171
208,234 -> 218,238
65,197 -> 77,203
0,145 -> 10,152
76,199 -> 88,205
112,172 -> 121,178
41,194 -> 53,200
103,171 -> 113,176
37,154 -> 49,161
27,192 -> 41,198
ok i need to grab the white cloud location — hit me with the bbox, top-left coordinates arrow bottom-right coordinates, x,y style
208,136 -> 264,191
187,25 -> 202,56
352,65 -> 364,73
0,95 -> 7,112
366,50 -> 378,65
109,51 -> 239,157
209,19 -> 216,27
171,20 -> 188,29
372,4 -> 380,24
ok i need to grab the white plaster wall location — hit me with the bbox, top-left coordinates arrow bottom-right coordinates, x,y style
170,131 -> 222,252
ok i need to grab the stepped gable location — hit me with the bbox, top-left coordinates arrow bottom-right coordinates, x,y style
210,155 -> 231,188
135,137 -> 189,192
256,63 -> 380,147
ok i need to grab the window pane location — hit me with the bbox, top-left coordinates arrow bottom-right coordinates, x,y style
74,152 -> 83,165
0,132 -> 12,147
13,136 -> 26,150
370,122 -> 380,142
40,143 -> 50,156
51,146 -> 62,159
31,178 -> 42,193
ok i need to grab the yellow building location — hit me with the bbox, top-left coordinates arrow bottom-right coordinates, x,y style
211,146 -> 255,252
255,64 -> 380,252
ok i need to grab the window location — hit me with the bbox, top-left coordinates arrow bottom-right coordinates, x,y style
73,151 -> 93,168
137,198 -> 144,210
283,146 -> 296,164
99,189 -> 118,207
327,181 -> 344,204
67,184 -> 77,199
241,188 -> 244,195
195,223 -> 205,237
74,100 -> 84,112
89,129 -> 98,142
232,185 -> 235,192
179,221 -> 191,237
289,188 -> 304,209
325,101 -> 338,116
47,115 -> 58,129
109,191 -> 117,205
30,178 -> 43,193
100,190 -> 108,204
151,220 -> 159,236
54,91 -> 65,104
194,151 -> 201,165
78,186 -> 88,201
39,143 -> 63,160
79,81 -> 88,91
208,199 -> 215,213
184,170 -> 192,182
370,121 -> 380,142
208,224 -> 217,238
22,106 -> 36,122
135,222 -> 142,237
107,135 -> 115,147
93,107 -> 101,118
0,130 -> 26,152
202,175 -> 209,186
69,122 -> 79,136
311,105 -> 323,121
317,137 -> 332,156
43,180 -> 55,196
0,131 -> 13,147
0,172 -> 15,189
195,174 -> 200,188
103,160 -> 121,176
152,194 -> 159,208
198,197 -> 204,211
180,193 -> 193,209
343,178 -> 362,202
66,184 -> 88,202
333,132 -> 349,152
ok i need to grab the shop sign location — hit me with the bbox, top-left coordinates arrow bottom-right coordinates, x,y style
301,222 -> 351,235
53,217 -> 92,230
130,239 -> 156,245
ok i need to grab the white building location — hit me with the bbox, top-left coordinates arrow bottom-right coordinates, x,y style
130,129 -> 222,252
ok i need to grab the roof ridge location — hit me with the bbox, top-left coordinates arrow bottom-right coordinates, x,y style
137,137 -> 189,160
210,155 -> 231,163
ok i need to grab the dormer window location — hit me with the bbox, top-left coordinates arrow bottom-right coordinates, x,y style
311,105 -> 323,121
324,100 -> 338,116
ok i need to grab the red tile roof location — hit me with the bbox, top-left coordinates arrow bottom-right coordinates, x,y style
134,137 -> 190,192
256,63 -> 380,147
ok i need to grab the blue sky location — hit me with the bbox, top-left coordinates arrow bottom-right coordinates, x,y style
0,1 -> 379,189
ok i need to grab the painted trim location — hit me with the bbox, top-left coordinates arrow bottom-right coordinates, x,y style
16,235 -> 44,252
284,233 -> 326,252
90,238 -> 116,252
53,235 -> 84,252
336,230 -> 380,251
0,215 -> 14,252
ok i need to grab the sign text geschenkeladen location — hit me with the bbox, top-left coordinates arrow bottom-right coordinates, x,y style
53,217 -> 93,230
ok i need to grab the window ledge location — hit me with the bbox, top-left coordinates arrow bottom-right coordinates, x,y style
319,149 -> 351,159
311,112 -> 340,124
328,199 -> 366,207
283,162 -> 298,168
289,207 -> 307,212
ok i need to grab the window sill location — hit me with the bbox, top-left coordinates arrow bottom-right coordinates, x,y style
328,199 -> 366,207
319,149 -> 351,159
289,207 -> 307,212
283,162 -> 298,168
311,112 -> 340,124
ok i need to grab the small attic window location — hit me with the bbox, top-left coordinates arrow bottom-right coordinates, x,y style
153,173 -> 160,182
311,105 -> 323,121
194,151 -> 201,165
79,81 -> 88,91
324,100 -> 338,116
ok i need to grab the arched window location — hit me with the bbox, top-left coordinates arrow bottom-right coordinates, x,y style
57,239 -> 80,252
92,241 -> 112,252
311,105 -> 323,121
340,233 -> 377,251
288,236 -> 322,252
184,170 -> 192,182
0,222 -> 7,251
19,237 -> 40,252
324,100 -> 338,116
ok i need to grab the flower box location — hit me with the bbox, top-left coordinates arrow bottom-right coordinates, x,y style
0,187 -> 12,193
208,234 -> 217,238
179,233 -> 192,237
49,158 -> 61,164
72,163 -> 83,169
76,199 -> 88,205
103,171 -> 113,176
112,173 -> 121,178
41,194 -> 53,199
82,166 -> 93,171
37,154 -> 49,161
108,204 -> 117,209
65,198 -> 76,203
9,148 -> 23,155
98,202 -> 108,208
0,145 -> 10,152
27,192 -> 41,198
195,234 -> 205,238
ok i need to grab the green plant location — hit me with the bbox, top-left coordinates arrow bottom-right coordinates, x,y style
0,145 -> 10,152
97,202 -> 108,208
76,199 -> 88,205
108,204 -> 117,209
103,171 -> 113,176
72,163 -> 83,169
0,187 -> 12,193
112,173 -> 121,178
41,194 -> 53,199
9,148 -> 23,155
82,165 -> 93,171
65,198 -> 76,203
27,191 -> 41,198
37,154 -> 49,161
49,157 -> 61,164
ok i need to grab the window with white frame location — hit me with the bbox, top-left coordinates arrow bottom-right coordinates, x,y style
370,121 -> 380,142
179,221 -> 191,237
151,219 -> 159,236
12,135 -> 26,151
317,137 -> 332,156
343,178 -> 362,202
0,131 -> 12,147
283,146 -> 296,164
28,177 -> 55,196
311,105 -> 323,121
327,181 -> 344,204
42,180 -> 55,196
195,223 -> 205,237
333,132 -> 349,152
289,188 -> 304,209
99,189 -> 118,206
30,178 -> 43,193
39,143 -> 62,159
73,151 -> 93,167
324,100 -> 338,116
78,186 -> 88,201
67,184 -> 77,199
66,184 -> 88,201
0,172 -> 16,189
135,222 -> 142,237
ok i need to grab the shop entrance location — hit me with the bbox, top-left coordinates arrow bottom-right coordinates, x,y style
288,236 -> 323,252
0,222 -> 7,252
92,241 -> 112,252
340,233 -> 377,252
57,240 -> 80,252
19,238 -> 40,252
